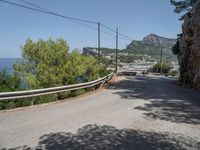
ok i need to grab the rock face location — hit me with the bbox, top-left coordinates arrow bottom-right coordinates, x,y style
143,34 -> 176,49
178,0 -> 200,90
127,34 -> 176,59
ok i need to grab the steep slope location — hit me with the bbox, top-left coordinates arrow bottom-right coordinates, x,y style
83,34 -> 177,61
127,34 -> 176,59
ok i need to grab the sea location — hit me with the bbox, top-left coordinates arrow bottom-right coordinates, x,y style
0,58 -> 19,74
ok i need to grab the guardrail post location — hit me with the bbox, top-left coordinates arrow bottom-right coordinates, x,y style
95,84 -> 99,89
87,86 -> 92,92
31,93 -> 34,106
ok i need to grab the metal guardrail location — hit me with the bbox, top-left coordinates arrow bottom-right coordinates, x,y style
0,72 -> 114,101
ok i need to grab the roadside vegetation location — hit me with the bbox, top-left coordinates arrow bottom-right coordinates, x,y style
147,62 -> 179,76
148,62 -> 173,74
169,70 -> 180,76
0,69 -> 20,92
0,38 -> 110,110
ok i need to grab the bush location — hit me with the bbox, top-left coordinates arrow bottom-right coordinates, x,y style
149,62 -> 172,74
0,69 -> 20,92
169,70 -> 179,76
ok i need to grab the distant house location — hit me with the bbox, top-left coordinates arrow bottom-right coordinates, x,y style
82,47 -> 101,56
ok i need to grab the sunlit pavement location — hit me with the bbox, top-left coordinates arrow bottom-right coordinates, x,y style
0,76 -> 200,150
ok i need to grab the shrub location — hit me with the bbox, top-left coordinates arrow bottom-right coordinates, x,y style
149,62 -> 172,74
169,70 -> 179,76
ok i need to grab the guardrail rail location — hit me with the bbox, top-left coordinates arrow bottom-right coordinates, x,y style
0,72 -> 114,101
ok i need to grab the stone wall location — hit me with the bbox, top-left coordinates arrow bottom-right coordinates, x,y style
178,0 -> 200,90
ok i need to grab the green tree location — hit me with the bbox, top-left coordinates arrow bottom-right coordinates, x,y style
149,62 -> 173,74
0,69 -> 20,92
83,56 -> 108,81
14,38 -> 71,89
14,38 -> 109,89
0,38 -> 109,110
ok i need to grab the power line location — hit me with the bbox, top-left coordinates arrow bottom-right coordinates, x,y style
100,27 -> 132,41
19,0 -> 133,41
0,0 -> 97,24
100,30 -> 116,37
18,0 -> 98,32
67,19 -> 98,32
19,0 -> 49,12
99,27 -> 130,41
1,0 -> 99,32
101,23 -> 133,41
101,24 -> 116,33
18,0 -> 115,36
119,36 -> 132,41
19,0 -> 128,40
119,33 -> 133,41
1,0 -> 133,42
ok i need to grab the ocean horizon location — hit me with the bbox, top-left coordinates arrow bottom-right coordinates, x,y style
0,58 -> 19,73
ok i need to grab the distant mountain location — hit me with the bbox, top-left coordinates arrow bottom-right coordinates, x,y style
83,34 -> 177,62
126,34 -> 176,59
142,34 -> 176,48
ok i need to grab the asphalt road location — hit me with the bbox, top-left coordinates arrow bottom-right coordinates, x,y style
0,75 -> 200,150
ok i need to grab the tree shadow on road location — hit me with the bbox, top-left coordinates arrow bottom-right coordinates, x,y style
110,76 -> 200,124
3,124 -> 200,150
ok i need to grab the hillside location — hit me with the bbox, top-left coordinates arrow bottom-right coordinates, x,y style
126,34 -> 176,59
83,34 -> 177,62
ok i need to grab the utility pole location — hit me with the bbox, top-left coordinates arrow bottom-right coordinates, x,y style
98,22 -> 100,62
115,27 -> 118,74
160,47 -> 163,75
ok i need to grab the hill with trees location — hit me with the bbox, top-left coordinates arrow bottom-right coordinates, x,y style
126,34 -> 176,60
84,34 -> 177,62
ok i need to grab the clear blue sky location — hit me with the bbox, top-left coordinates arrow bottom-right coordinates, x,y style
0,0 -> 181,58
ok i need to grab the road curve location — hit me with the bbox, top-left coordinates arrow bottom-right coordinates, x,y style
0,75 -> 200,150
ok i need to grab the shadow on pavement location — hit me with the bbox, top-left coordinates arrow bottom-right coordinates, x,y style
3,124 -> 200,150
110,76 -> 200,124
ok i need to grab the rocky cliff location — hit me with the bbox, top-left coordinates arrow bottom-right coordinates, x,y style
178,0 -> 200,90
127,34 -> 176,60
142,34 -> 176,49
